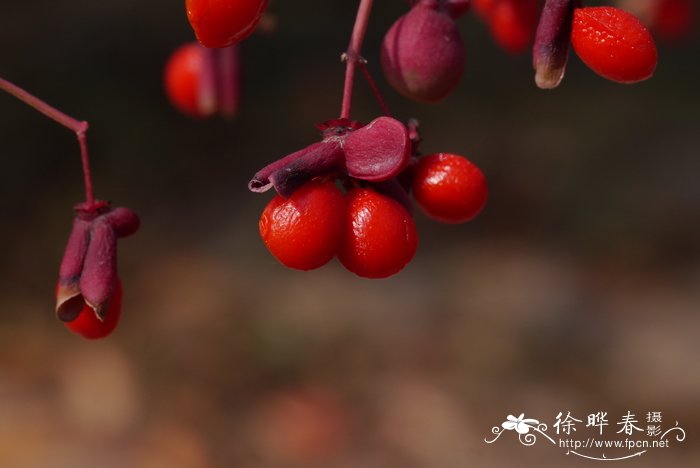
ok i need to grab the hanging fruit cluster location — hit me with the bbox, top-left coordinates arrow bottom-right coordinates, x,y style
2,0 -> 691,338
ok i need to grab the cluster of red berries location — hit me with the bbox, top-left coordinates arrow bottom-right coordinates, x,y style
0,0 -> 688,339
258,151 -> 486,279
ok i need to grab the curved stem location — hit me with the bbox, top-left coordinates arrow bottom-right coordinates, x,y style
340,0 -> 374,120
359,63 -> 392,117
0,76 -> 95,206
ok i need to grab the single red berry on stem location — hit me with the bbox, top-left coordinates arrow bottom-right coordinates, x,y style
186,0 -> 269,48
260,180 -> 345,271
338,188 -> 418,279
164,43 -> 213,118
64,279 -> 122,340
572,7 -> 658,83
412,153 -> 487,224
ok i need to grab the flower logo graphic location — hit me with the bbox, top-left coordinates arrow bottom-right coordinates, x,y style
502,414 -> 540,434
485,412 -> 555,446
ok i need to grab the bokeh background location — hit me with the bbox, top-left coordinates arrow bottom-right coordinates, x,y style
1,1 -> 699,467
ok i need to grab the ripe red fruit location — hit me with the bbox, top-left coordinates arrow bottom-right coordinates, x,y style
572,7 -> 658,83
412,153 -> 487,224
164,43 -> 240,118
259,180 -> 345,271
381,4 -> 465,103
488,0 -> 539,54
164,43 -> 213,118
186,0 -> 269,48
64,279 -> 122,340
338,188 -> 418,279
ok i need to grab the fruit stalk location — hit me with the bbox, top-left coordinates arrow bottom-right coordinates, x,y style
359,63 -> 392,117
340,0 -> 374,119
0,76 -> 96,206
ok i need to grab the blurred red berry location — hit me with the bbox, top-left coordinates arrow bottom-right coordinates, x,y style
164,42 -> 240,118
338,188 -> 418,279
473,0 -> 538,54
655,0 -> 694,41
572,7 -> 658,83
164,43 -> 212,118
259,180 -> 345,271
489,0 -> 539,54
64,279 -> 122,340
186,0 -> 268,48
412,153 -> 487,224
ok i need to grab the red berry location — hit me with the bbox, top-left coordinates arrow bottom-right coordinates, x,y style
655,0 -> 693,41
572,7 -> 658,83
186,0 -> 269,48
489,0 -> 539,54
381,5 -> 465,103
412,153 -> 487,224
259,180 -> 345,271
338,188 -> 418,279
473,0 -> 538,54
64,279 -> 122,340
164,43 -> 212,118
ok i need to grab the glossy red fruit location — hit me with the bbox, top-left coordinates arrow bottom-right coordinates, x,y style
412,153 -> 487,224
64,279 -> 122,340
164,43 -> 212,118
381,4 -> 465,103
572,7 -> 658,83
338,188 -> 418,279
186,0 -> 269,48
260,180 -> 345,271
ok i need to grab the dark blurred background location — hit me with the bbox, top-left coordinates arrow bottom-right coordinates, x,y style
1,1 -> 698,467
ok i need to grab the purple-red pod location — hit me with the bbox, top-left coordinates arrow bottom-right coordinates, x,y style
79,219 -> 118,321
55,203 -> 139,324
249,140 -> 345,198
533,0 -> 579,89
106,207 -> 141,238
381,4 -> 465,103
56,218 -> 91,322
249,117 -> 411,198
343,117 -> 411,182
